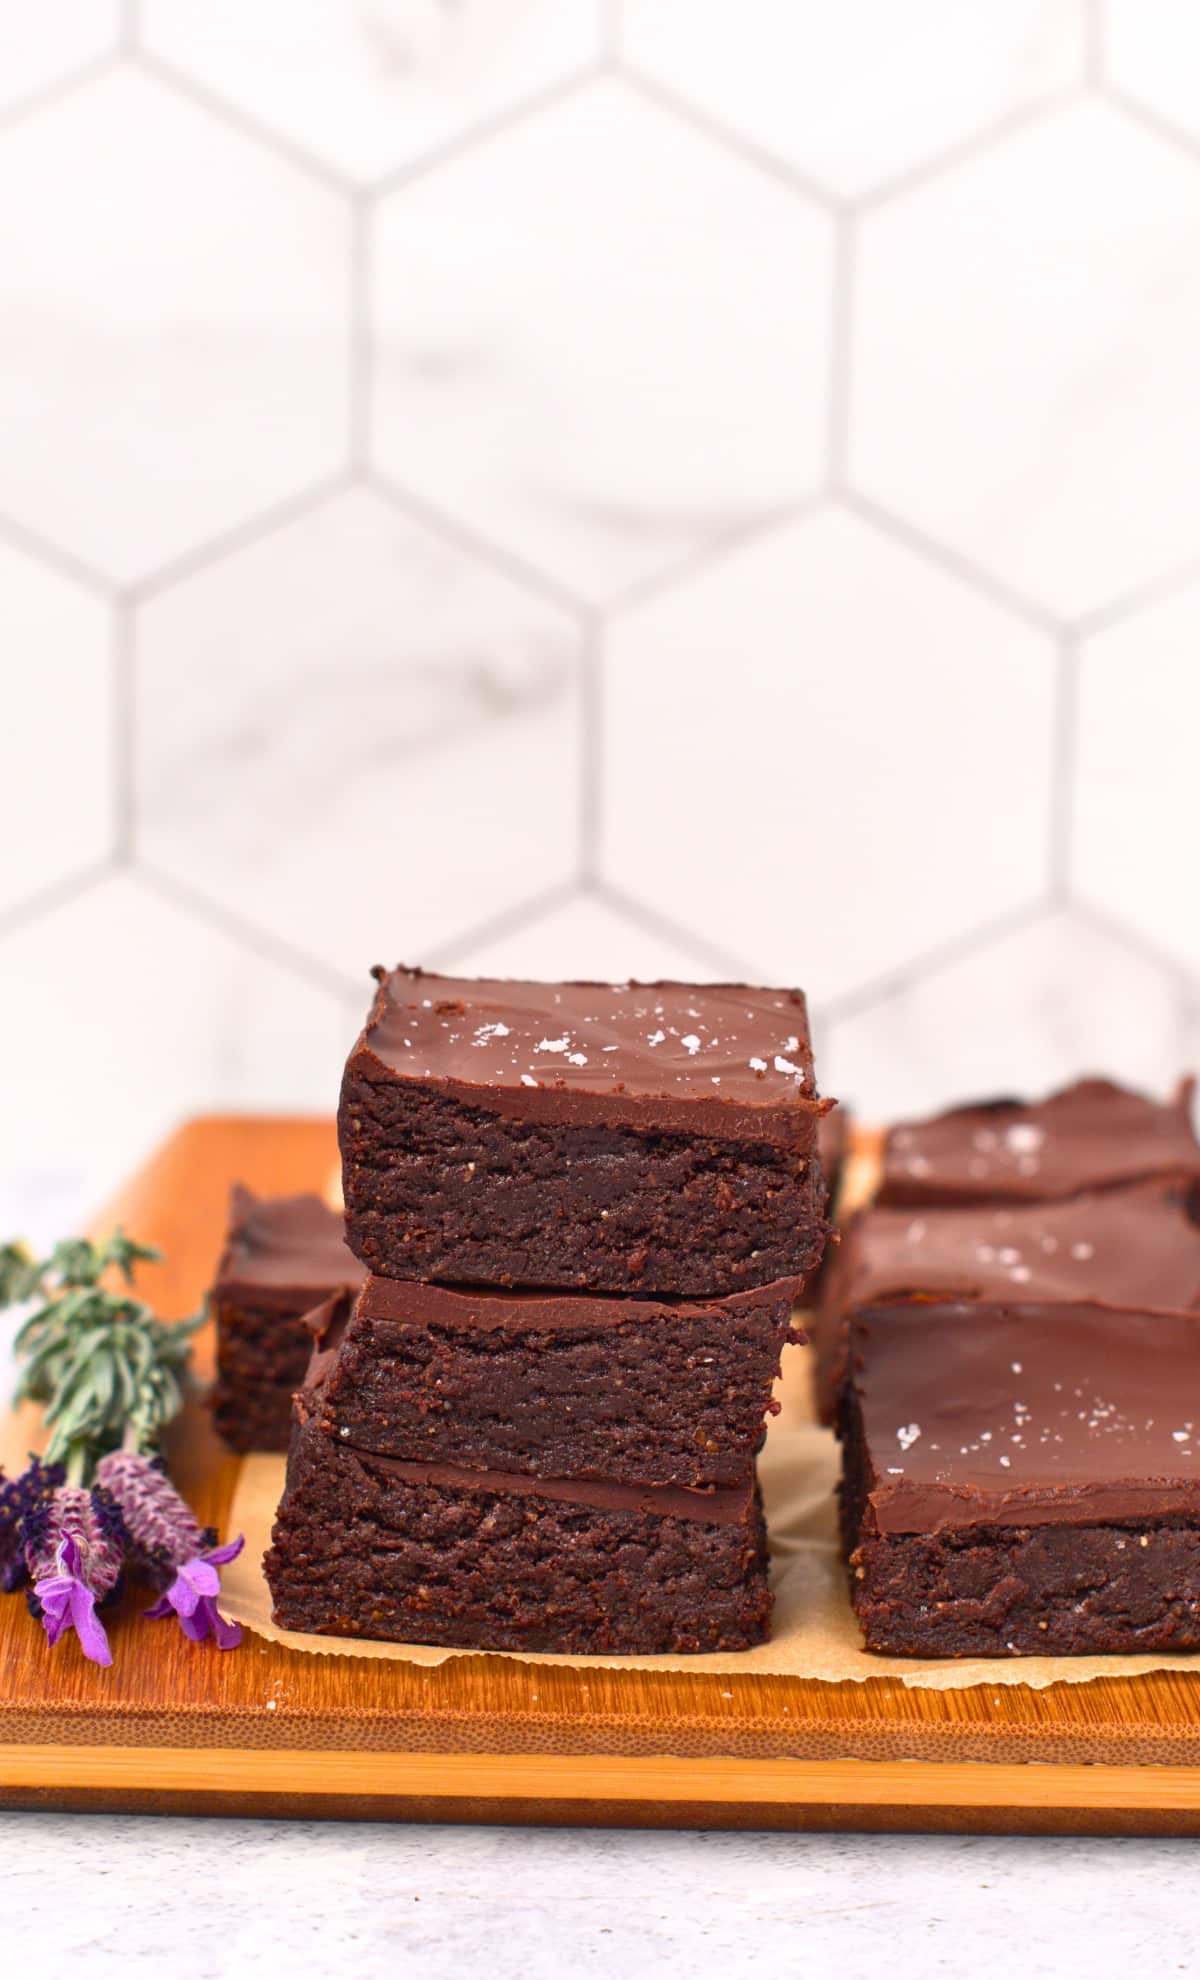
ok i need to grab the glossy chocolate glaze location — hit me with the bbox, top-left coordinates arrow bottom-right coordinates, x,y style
827,1180 -> 1200,1317
348,1445 -> 757,1525
848,1301 -> 1200,1533
212,1186 -> 363,1311
879,1076 -> 1200,1206
348,965 -> 827,1145
350,1270 -> 808,1333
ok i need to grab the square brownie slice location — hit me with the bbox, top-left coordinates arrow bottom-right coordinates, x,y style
265,1412 -> 772,1655
878,1075 -> 1200,1209
302,1271 -> 805,1490
339,966 -> 830,1296
210,1185 -> 364,1452
811,1178 -> 1200,1421
838,1300 -> 1200,1657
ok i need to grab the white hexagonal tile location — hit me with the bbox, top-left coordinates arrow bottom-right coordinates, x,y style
0,540 -> 112,914
1108,1 -> 1200,144
141,0 -> 601,183
852,101 -> 1200,619
0,875 -> 354,1190
1073,577 -> 1200,972
622,0 -> 1080,197
134,487 -> 583,974
821,908 -> 1200,1124
371,76 -> 832,602
0,66 -> 348,583
601,507 -> 1055,1004
437,890 -> 738,981
0,0 -> 119,116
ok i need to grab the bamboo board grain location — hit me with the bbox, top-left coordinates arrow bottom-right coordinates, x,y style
5,1114 -> 1200,1833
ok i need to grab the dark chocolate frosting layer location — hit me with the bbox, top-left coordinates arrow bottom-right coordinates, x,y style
352,1447 -> 757,1525
348,965 -> 827,1144
851,1301 -> 1200,1534
879,1076 -> 1200,1206
354,1271 -> 808,1333
827,1180 -> 1200,1317
212,1186 -> 364,1310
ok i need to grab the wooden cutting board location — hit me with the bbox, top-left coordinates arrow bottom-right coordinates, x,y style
4,1115 -> 1200,1833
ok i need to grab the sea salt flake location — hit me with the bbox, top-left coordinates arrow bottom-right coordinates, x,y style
536,1036 -> 569,1054
520,1074 -> 539,1088
999,1455 -> 1011,1467
681,1034 -> 702,1055
774,1055 -> 800,1076
567,1052 -> 588,1067
749,1056 -> 767,1072
1174,1431 -> 1190,1443
647,1030 -> 666,1047
1005,1124 -> 1044,1155
896,1422 -> 921,1451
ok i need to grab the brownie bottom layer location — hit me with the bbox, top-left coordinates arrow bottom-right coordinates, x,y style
212,1300 -> 311,1454
265,1421 -> 772,1655
847,1522 -> 1200,1657
340,1073 -> 826,1296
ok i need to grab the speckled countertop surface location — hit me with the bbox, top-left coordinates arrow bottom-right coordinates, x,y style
0,1172 -> 1194,1977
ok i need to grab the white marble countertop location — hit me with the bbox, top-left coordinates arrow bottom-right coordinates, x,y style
0,1171 -> 1195,1974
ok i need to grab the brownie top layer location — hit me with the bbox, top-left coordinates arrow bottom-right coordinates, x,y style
827,1180 -> 1200,1317
849,1301 -> 1200,1533
880,1076 -> 1200,1205
348,964 -> 827,1142
212,1185 -> 364,1310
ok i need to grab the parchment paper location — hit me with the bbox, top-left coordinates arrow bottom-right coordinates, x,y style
220,1348 -> 1200,1690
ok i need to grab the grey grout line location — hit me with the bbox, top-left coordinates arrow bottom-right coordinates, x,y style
587,878 -> 758,979
856,85 -> 1086,213
365,468 -> 591,621
111,602 -> 137,862
0,50 -> 120,138
424,880 -> 584,969
839,487 -> 1063,634
1082,0 -> 1107,86
131,862 -> 361,1000
825,210 -> 857,489
1048,636 -> 1080,903
814,894 -> 1054,1028
0,510 -> 116,599
577,623 -> 605,884
132,48 -> 354,196
603,496 -> 825,620
126,474 -> 350,602
614,62 -> 842,212
368,65 -> 603,200
0,861 -> 116,948
1071,896 -> 1200,995
347,199 -> 373,476
1103,80 -> 1200,168
1071,548 -> 1200,642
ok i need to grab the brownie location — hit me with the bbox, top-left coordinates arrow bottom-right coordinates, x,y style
878,1075 -> 1200,1208
210,1186 -> 364,1452
265,1409 -> 772,1654
339,966 -> 831,1296
811,1178 -> 1200,1421
817,1103 -> 849,1215
302,1271 -> 805,1490
838,1300 -> 1200,1657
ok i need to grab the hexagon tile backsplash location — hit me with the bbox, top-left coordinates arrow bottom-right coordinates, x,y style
4,0 -> 1200,1192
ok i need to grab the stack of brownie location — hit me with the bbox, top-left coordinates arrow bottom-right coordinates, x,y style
266,967 -> 831,1655
830,1076 -> 1200,1655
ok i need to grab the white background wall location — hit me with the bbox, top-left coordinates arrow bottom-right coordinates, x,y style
4,0 -> 1200,1200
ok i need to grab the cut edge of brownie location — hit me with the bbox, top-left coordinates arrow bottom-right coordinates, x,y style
264,1412 -> 773,1656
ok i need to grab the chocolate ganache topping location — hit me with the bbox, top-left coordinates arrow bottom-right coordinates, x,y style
879,1076 -> 1200,1206
349,965 -> 829,1145
213,1186 -> 363,1310
828,1179 -> 1200,1316
851,1301 -> 1200,1533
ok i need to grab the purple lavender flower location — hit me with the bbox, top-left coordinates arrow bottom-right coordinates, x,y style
24,1482 -> 125,1666
0,1470 -> 21,1593
143,1536 -> 243,1649
96,1450 -> 243,1651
